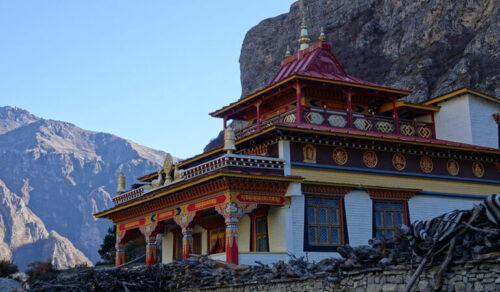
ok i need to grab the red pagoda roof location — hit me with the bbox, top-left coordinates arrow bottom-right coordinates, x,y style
211,41 -> 411,118
268,41 -> 410,93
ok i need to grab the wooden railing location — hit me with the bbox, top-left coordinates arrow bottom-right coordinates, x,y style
234,106 -> 435,140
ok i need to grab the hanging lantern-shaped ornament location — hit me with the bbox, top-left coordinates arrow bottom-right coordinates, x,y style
116,172 -> 126,194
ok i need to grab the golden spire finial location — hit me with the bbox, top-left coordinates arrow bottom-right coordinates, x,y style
284,45 -> 292,58
319,27 -> 326,41
298,18 -> 310,50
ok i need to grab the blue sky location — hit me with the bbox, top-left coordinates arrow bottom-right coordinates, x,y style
0,1 -> 294,158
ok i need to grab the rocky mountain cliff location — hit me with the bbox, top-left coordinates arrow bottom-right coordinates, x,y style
240,0 -> 499,101
205,0 -> 499,151
0,106 -> 166,270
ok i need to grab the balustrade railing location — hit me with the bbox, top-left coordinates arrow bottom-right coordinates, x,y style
234,106 -> 435,140
112,154 -> 285,205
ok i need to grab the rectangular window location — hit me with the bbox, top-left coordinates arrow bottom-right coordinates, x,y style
254,216 -> 269,252
305,196 -> 344,250
373,200 -> 408,240
209,228 -> 226,254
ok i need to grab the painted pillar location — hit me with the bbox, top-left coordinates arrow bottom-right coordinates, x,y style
145,236 -> 157,266
115,243 -> 125,266
393,100 -> 400,135
256,101 -> 261,131
182,227 -> 194,259
225,217 -> 239,265
216,201 -> 257,265
346,90 -> 353,128
296,82 -> 302,123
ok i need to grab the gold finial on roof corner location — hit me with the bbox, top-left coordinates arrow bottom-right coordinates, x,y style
298,18 -> 310,50
319,26 -> 326,41
284,45 -> 292,58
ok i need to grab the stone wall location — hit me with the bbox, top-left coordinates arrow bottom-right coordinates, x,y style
188,258 -> 499,292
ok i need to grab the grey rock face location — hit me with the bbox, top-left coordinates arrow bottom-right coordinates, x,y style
239,0 -> 500,102
0,106 -> 166,269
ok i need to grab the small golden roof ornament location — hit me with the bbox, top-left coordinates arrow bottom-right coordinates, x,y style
284,45 -> 292,58
298,18 -> 310,50
319,27 -> 326,41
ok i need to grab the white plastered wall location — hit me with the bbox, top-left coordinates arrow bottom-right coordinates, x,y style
238,214 -> 251,252
268,206 -> 287,252
343,190 -> 373,247
162,230 -> 174,264
433,95 -> 473,144
408,195 -> 482,223
468,95 -> 499,148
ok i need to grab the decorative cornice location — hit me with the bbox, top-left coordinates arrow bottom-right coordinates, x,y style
365,187 -> 418,200
302,183 -> 353,195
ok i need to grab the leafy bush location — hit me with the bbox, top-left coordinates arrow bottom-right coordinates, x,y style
0,259 -> 18,277
26,260 -> 55,279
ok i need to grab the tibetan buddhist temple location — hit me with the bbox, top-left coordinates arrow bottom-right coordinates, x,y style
94,21 -> 500,266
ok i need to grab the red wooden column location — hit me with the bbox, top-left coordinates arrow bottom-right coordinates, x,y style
393,101 -> 400,135
115,243 -> 125,266
345,90 -> 353,128
256,101 -> 262,131
173,211 -> 197,260
145,236 -> 157,266
181,227 -> 194,259
431,112 -> 436,139
225,218 -> 239,264
296,82 -> 303,123
216,202 -> 257,265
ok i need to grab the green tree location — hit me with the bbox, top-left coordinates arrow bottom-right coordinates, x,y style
98,226 -> 116,264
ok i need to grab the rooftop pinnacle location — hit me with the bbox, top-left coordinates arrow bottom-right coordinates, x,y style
298,18 -> 310,50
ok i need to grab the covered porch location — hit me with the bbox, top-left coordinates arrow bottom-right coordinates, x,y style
111,174 -> 298,266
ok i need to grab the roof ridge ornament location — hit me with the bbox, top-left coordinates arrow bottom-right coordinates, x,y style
284,45 -> 292,58
298,18 -> 310,50
319,26 -> 326,41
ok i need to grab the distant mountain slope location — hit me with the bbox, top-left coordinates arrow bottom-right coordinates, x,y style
0,106 -> 167,268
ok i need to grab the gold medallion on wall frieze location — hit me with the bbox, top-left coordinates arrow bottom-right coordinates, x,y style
447,159 -> 460,176
332,147 -> 348,165
363,150 -> 378,168
472,161 -> 485,178
419,156 -> 433,173
392,153 -> 406,171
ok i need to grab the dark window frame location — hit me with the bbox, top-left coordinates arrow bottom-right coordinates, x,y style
303,194 -> 349,252
371,199 -> 410,240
